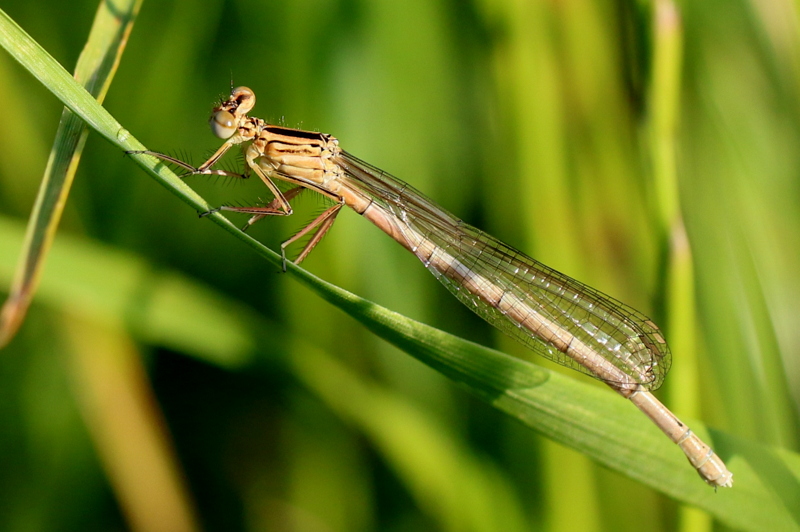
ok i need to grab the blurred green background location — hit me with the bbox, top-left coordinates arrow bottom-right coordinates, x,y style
1,0 -> 799,530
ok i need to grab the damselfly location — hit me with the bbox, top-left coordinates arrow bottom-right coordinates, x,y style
130,86 -> 733,487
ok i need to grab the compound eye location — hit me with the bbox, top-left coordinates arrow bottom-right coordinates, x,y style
210,110 -> 237,138
231,86 -> 256,114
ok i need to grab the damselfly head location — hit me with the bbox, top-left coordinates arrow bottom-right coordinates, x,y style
209,86 -> 257,139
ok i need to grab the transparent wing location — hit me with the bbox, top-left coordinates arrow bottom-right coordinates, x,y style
338,151 -> 671,390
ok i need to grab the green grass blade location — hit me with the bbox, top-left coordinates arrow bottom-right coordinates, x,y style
0,0 -> 142,347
